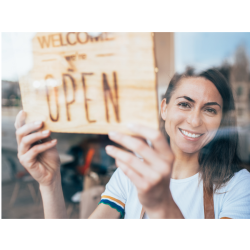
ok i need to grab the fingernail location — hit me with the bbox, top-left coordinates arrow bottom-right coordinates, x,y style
42,130 -> 49,135
51,139 -> 57,143
105,145 -> 113,152
19,110 -> 23,115
108,131 -> 117,138
34,121 -> 42,126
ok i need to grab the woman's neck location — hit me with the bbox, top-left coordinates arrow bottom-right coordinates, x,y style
170,141 -> 200,180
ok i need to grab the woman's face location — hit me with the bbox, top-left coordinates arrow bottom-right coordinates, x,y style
161,77 -> 223,154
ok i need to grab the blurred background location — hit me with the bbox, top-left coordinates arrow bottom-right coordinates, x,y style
2,32 -> 250,219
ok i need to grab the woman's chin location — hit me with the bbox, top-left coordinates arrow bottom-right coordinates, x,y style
177,144 -> 200,154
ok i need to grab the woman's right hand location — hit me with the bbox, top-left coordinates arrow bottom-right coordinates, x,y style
15,110 -> 61,187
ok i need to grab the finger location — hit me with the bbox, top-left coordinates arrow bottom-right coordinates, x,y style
127,123 -> 174,162
16,121 -> 43,145
19,130 -> 51,155
14,110 -> 26,129
108,131 -> 163,166
106,145 -> 160,180
20,139 -> 57,168
40,135 -> 53,143
115,159 -> 147,191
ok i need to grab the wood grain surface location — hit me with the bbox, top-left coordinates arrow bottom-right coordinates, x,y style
19,32 -> 159,134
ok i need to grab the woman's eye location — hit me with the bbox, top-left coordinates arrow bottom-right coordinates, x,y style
178,102 -> 190,108
206,108 -> 216,114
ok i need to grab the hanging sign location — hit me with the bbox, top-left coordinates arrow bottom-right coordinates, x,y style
19,32 -> 158,134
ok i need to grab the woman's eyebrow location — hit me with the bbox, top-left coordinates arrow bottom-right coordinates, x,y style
204,102 -> 221,108
176,96 -> 221,108
176,96 -> 195,102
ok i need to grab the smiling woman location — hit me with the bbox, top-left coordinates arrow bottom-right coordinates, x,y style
96,68 -> 250,219
160,69 -> 241,195
14,69 -> 250,219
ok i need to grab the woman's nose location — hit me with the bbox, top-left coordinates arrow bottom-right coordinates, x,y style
186,110 -> 203,127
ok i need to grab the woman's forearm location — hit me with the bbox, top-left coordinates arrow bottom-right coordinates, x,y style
39,175 -> 68,219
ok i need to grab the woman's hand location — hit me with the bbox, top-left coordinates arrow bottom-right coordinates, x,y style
15,110 -> 61,187
105,124 -> 183,219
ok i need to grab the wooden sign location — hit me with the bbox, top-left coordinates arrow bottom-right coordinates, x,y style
19,32 -> 158,134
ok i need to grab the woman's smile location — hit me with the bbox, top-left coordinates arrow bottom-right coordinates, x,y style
178,128 -> 204,141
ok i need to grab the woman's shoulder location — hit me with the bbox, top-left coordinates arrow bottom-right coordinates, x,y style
111,167 -> 130,183
104,168 -> 132,195
217,169 -> 250,219
222,168 -> 250,192
230,168 -> 250,183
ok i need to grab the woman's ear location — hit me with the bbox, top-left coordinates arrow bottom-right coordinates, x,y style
160,98 -> 168,120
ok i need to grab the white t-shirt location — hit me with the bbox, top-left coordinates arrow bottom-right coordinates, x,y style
100,168 -> 250,219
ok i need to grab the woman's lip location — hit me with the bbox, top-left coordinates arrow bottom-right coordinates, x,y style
178,128 -> 204,141
179,128 -> 204,135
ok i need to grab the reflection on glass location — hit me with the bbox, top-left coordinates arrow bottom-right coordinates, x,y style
2,32 -> 250,219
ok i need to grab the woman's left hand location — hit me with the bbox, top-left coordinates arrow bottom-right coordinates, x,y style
105,124 -> 183,219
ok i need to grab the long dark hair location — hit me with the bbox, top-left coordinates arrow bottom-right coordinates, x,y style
160,68 -> 242,194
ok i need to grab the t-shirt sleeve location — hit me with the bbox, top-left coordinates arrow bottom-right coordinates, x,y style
219,169 -> 250,219
99,168 -> 130,218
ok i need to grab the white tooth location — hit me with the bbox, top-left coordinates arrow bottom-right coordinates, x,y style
181,129 -> 202,138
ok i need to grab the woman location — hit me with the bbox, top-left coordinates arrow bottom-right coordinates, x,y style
15,69 -> 250,219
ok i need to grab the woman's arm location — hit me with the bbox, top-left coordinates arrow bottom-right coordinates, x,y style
105,124 -> 184,219
39,174 -> 67,219
15,110 -> 67,219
